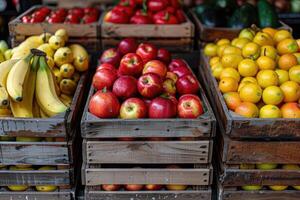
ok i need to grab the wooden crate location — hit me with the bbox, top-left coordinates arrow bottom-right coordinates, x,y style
82,164 -> 213,186
8,6 -> 100,52
190,10 -> 292,42
100,10 -> 195,52
83,140 -> 213,164
199,53 -> 300,140
58,0 -> 114,8
85,186 -> 212,200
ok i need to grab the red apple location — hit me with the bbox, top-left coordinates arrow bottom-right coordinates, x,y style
176,75 -> 200,95
166,71 -> 178,83
96,63 -> 116,72
120,98 -> 148,119
102,184 -> 121,191
89,90 -> 120,118
149,96 -> 177,118
168,59 -> 192,78
125,184 -> 144,191
143,60 -> 167,78
92,69 -> 118,90
100,48 -> 121,67
157,48 -> 171,64
136,43 -> 158,63
137,73 -> 163,98
178,94 -> 203,118
143,98 -> 152,108
163,79 -> 176,95
118,38 -> 138,55
119,53 -> 144,77
113,76 -> 138,99
145,184 -> 163,191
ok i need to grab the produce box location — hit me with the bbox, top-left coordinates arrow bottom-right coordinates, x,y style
0,189 -> 75,200
58,0 -> 114,8
9,6 -> 101,52
199,54 -> 300,140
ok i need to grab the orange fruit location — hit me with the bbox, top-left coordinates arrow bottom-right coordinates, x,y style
241,77 -> 258,84
217,44 -> 230,57
293,53 -> 300,64
204,43 -> 218,57
275,69 -> 290,85
221,54 -> 243,69
289,65 -> 300,84
217,39 -> 230,46
223,46 -> 242,56
259,105 -> 282,118
235,102 -> 259,118
253,32 -> 274,46
297,39 -> 300,50
223,92 -> 242,111
212,65 -> 224,80
262,86 -> 284,105
233,38 -> 251,49
211,62 -> 222,70
239,83 -> 262,103
256,70 -> 279,88
273,30 -> 292,44
261,45 -> 277,60
219,77 -> 238,93
280,81 -> 300,102
278,54 -> 298,70
210,57 -> 220,66
277,39 -> 299,55
256,56 -> 276,70
281,103 -> 300,118
220,68 -> 240,82
242,42 -> 261,60
262,27 -> 277,38
238,59 -> 258,77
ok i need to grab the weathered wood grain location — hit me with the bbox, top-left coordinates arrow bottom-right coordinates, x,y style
84,140 -> 212,164
58,0 -> 113,7
0,142 -> 70,165
0,190 -> 73,200
0,169 -> 71,185
221,190 -> 300,200
83,167 -> 212,186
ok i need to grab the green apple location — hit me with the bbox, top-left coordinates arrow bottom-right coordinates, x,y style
269,185 -> 288,191
0,136 -> 16,141
240,164 -> 256,169
241,185 -> 262,191
38,166 -> 56,170
256,163 -> 278,170
0,40 -> 8,54
36,185 -> 57,192
16,137 -> 42,142
7,185 -> 29,191
4,49 -> 12,60
282,164 -> 300,170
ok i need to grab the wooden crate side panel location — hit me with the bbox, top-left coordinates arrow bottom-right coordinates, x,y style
85,190 -> 212,200
85,141 -> 211,164
84,168 -> 211,186
0,169 -> 71,185
0,142 -> 70,165
221,168 -> 300,186
225,140 -> 300,164
0,191 -> 72,200
222,190 -> 300,200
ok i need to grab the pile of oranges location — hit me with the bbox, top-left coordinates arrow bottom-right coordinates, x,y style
204,27 -> 300,118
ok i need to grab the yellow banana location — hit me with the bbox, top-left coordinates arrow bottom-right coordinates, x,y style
0,59 -> 19,88
32,98 -> 40,118
10,56 -> 38,118
11,36 -> 43,59
59,94 -> 73,107
0,108 -> 12,117
39,108 -> 49,118
6,54 -> 32,102
69,44 -> 89,72
36,56 -> 67,117
0,86 -> 9,109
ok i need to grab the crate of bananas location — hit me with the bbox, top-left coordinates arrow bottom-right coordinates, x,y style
0,29 -> 90,138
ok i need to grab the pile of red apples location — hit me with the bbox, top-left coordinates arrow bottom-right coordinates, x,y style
89,38 -> 204,119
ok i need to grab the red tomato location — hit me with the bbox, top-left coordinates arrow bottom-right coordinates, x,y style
69,7 -> 84,18
170,0 -> 181,9
147,0 -> 168,12
176,9 -> 186,23
153,11 -> 179,24
113,5 -> 134,17
55,8 -> 68,17
105,10 -> 129,24
38,7 -> 51,15
83,14 -> 98,23
130,15 -> 153,24
119,0 -> 136,8
22,15 -> 31,23
65,14 -> 80,24
165,7 -> 176,14
135,9 -> 153,17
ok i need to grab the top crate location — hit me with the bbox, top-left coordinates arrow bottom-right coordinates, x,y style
199,53 -> 300,140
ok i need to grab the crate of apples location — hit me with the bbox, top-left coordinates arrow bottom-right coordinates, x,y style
89,38 -> 204,119
204,27 -> 300,119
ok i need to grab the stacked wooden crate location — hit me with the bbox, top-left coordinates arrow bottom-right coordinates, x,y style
199,54 -> 300,200
80,54 -> 216,200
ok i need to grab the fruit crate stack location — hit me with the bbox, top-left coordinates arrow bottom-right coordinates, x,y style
198,28 -> 300,199
8,6 -> 101,52
57,0 -> 114,8
80,41 -> 216,200
100,0 -> 195,52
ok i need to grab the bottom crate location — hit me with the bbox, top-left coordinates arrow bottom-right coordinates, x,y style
85,186 -> 212,200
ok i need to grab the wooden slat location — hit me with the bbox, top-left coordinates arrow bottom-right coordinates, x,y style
85,189 -> 212,200
84,140 -> 212,164
83,167 -> 212,186
101,11 -> 194,38
222,190 -> 300,200
0,142 -> 70,165
221,168 -> 300,186
0,191 -> 72,200
0,169 -> 71,186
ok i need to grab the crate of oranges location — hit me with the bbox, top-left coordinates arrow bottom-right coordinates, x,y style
200,27 -> 300,139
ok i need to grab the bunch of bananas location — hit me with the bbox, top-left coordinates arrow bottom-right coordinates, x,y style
0,29 -> 90,118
